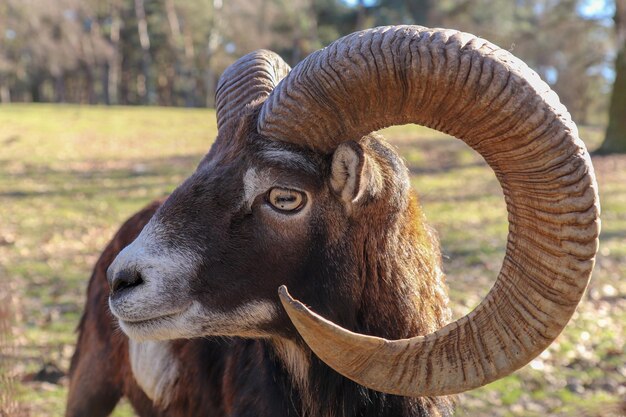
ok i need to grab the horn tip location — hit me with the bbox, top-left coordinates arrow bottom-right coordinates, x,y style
278,284 -> 289,297
278,285 -> 310,316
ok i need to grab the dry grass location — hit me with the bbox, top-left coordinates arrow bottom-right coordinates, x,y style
1,288 -> 25,417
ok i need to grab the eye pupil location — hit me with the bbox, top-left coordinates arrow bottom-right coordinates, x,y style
268,188 -> 305,212
275,195 -> 296,205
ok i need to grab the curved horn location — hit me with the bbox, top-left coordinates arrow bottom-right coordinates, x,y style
264,26 -> 600,396
215,50 -> 290,130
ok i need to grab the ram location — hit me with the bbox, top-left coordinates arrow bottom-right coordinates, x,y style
66,26 -> 600,417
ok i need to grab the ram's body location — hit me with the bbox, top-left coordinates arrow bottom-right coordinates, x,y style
66,25 -> 599,417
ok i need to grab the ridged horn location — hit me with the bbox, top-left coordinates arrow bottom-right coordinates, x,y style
215,50 -> 290,130
263,26 -> 600,396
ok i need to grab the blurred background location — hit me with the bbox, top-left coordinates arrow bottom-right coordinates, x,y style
0,0 -> 623,128
1,0 -> 625,416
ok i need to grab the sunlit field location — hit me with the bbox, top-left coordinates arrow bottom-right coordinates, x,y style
1,104 -> 624,416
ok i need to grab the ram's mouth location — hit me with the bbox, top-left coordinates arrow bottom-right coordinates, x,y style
116,308 -> 190,341
119,311 -> 181,326
108,296 -> 194,340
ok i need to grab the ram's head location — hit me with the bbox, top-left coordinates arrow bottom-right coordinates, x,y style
107,26 -> 600,397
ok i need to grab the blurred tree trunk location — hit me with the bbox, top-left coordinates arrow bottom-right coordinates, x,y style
85,65 -> 95,104
290,0 -> 319,65
165,0 -> 195,106
165,0 -> 182,105
599,0 -> 626,153
102,63 -> 110,105
54,74 -> 65,103
292,24 -> 303,63
107,0 -> 122,105
403,0 -> 431,25
205,0 -> 222,108
134,0 -> 154,105
0,79 -> 10,103
182,25 -> 197,107
355,0 -> 367,30
30,77 -> 42,102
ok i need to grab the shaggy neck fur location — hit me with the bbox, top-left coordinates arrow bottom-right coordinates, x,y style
265,187 -> 454,417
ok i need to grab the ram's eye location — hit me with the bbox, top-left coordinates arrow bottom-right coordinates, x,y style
267,188 -> 306,212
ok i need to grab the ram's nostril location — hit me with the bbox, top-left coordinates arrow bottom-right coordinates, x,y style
110,269 -> 144,295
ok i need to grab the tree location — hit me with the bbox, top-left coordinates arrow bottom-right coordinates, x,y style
599,0 -> 626,153
0,0 -> 616,111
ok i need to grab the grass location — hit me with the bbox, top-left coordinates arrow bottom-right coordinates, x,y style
1,104 -> 624,416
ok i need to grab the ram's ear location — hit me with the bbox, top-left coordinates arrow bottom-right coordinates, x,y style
330,141 -> 383,207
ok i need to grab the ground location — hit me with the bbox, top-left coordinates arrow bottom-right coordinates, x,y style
0,104 -> 624,417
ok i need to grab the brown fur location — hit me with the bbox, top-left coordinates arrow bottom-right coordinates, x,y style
67,200 -> 235,417
68,115 -> 454,416
67,201 -> 163,417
